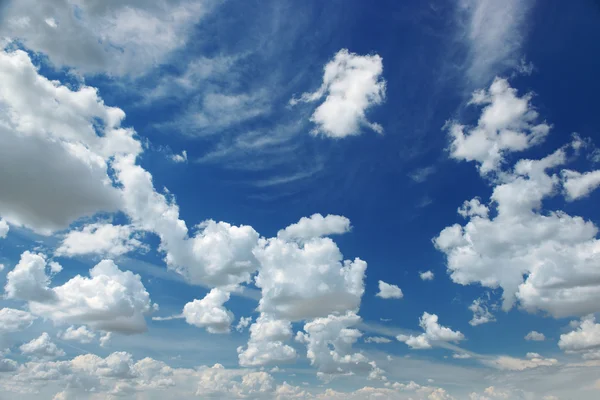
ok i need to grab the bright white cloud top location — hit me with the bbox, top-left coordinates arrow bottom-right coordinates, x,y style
376,280 -> 404,299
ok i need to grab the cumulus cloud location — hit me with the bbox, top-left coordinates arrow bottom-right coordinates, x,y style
236,316 -> 252,332
468,298 -> 496,326
277,214 -> 351,241
0,0 -> 208,76
58,326 -> 96,344
56,223 -> 144,257
5,251 -> 58,302
446,78 -> 550,175
525,331 -> 546,341
486,352 -> 558,371
20,332 -> 65,359
237,314 -> 296,367
397,312 -> 464,350
561,169 -> 600,201
376,280 -> 404,299
182,288 -> 234,334
419,271 -> 434,281
291,49 -> 386,138
0,307 -> 37,334
558,315 -> 600,354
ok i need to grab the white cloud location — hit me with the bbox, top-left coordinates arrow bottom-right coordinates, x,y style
420,271 -> 434,281
0,307 -> 37,334
20,332 -> 65,359
468,298 -> 495,326
0,49 -> 142,234
237,314 -> 296,367
364,336 -> 392,344
236,316 -> 252,332
396,312 -> 465,350
0,218 -> 8,238
58,326 -> 96,344
277,214 -> 351,241
409,166 -> 436,183
1,0 -> 209,76
253,234 -> 366,321
6,252 -> 155,334
376,280 -> 404,299
456,0 -> 534,85
486,352 -> 558,371
561,169 -> 600,201
291,49 -> 386,138
447,78 -> 550,175
559,315 -> 600,353
452,353 -> 472,359
171,150 -> 188,163
56,223 -> 144,257
182,288 -> 234,334
525,331 -> 546,341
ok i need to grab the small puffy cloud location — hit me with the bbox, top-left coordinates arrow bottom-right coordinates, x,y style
291,49 -> 386,138
277,214 -> 351,241
558,315 -> 600,353
56,223 -> 144,257
237,314 -> 296,367
170,150 -> 188,163
236,316 -> 252,332
182,288 -> 234,334
468,298 -> 496,326
0,307 -> 37,334
561,169 -> 600,201
486,353 -> 558,371
446,78 -> 549,175
5,251 -> 57,302
20,332 -> 65,359
525,331 -> 546,341
376,280 -> 403,299
0,218 -> 8,238
364,336 -> 392,344
254,234 -> 366,321
59,326 -> 96,344
397,312 -> 464,350
420,271 -> 434,281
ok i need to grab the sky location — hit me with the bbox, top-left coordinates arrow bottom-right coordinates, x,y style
0,0 -> 600,399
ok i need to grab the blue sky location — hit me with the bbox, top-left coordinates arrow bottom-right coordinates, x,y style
1,0 -> 600,399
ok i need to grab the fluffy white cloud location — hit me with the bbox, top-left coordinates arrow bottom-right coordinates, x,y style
0,307 -> 37,334
237,314 -> 296,367
562,169 -> 600,200
277,214 -> 351,241
0,218 -> 8,238
253,235 -> 366,321
420,271 -> 434,281
182,288 -> 234,334
56,223 -> 144,257
236,316 -> 252,332
468,298 -> 496,326
0,49 -> 142,234
58,326 -> 96,344
6,252 -> 155,334
486,352 -> 558,371
20,333 -> 65,359
525,331 -> 546,341
364,336 -> 392,344
376,280 -> 404,299
558,315 -> 600,353
446,78 -> 549,175
171,150 -> 188,163
397,312 -> 464,350
1,0 -> 208,76
291,49 -> 386,138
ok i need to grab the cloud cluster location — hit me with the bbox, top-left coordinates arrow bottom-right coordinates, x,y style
182,288 -> 234,334
291,49 -> 386,138
237,314 -> 296,367
397,312 -> 464,350
19,333 -> 65,359
56,223 -> 144,257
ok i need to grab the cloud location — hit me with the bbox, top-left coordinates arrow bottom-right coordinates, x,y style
453,353 -> 472,359
20,332 -> 65,359
364,336 -> 393,344
291,49 -> 386,138
446,77 -> 550,175
0,307 -> 37,334
0,218 -> 8,238
420,271 -> 435,281
170,150 -> 188,163
468,298 -> 496,326
236,316 -> 252,333
55,223 -> 144,257
6,252 -> 156,334
456,0 -> 535,85
237,314 -> 296,367
397,312 -> 465,350
58,326 -> 96,344
561,169 -> 600,201
486,352 -> 558,371
0,0 -> 210,76
376,281 -> 404,299
409,166 -> 436,183
525,331 -> 546,341
182,288 -> 234,334
559,315 -> 600,353
277,213 -> 351,241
